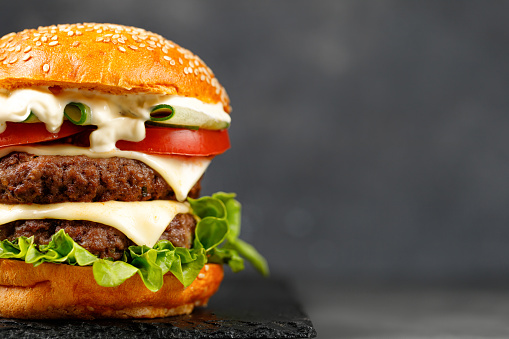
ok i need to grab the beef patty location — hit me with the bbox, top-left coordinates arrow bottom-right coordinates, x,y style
0,152 -> 201,204
0,213 -> 196,260
0,152 -> 201,258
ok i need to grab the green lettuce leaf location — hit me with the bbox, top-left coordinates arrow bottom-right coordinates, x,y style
92,259 -> 138,287
189,192 -> 270,276
0,192 -> 268,291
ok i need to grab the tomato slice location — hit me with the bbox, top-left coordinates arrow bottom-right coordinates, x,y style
0,122 -> 230,156
0,122 -> 84,147
118,127 -> 230,156
74,127 -> 231,156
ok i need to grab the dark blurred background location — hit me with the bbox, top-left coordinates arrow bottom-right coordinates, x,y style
2,0 -> 509,335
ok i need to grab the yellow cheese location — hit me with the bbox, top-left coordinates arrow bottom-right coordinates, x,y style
0,201 -> 190,247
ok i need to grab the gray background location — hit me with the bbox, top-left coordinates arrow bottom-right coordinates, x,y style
1,1 -> 509,286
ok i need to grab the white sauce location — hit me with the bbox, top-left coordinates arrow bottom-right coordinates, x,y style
0,88 -> 231,152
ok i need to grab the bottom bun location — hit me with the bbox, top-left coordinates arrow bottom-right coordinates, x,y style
0,259 -> 223,319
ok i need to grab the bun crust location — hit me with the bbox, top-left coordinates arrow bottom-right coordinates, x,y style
0,259 -> 223,319
0,23 -> 230,112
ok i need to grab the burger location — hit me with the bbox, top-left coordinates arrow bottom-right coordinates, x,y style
0,23 -> 267,319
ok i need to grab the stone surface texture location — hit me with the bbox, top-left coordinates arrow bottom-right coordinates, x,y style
0,276 -> 316,338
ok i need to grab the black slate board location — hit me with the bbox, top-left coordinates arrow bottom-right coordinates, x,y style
0,275 -> 316,338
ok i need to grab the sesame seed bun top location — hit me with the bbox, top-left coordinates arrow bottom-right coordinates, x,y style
0,23 -> 230,112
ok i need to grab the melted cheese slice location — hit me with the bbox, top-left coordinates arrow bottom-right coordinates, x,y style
0,201 -> 190,247
0,145 -> 211,202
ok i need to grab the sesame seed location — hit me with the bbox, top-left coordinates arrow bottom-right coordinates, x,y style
104,38 -> 111,43
128,45 -> 138,50
75,31 -> 82,36
67,31 -> 74,36
112,34 -> 120,39
14,45 -> 21,52
170,60 -> 176,66
147,47 -> 154,51
8,57 -> 17,64
162,47 -> 168,54
23,46 -> 32,53
48,41 -> 58,46
96,37 -> 104,42
0,43 -> 5,48
72,41 -> 80,47
36,41 -> 42,47
22,54 -> 31,61
163,55 -> 171,61
118,46 -> 126,52
198,273 -> 205,279
7,47 -> 14,52
118,38 -> 125,44
96,29 -> 103,34
43,64 -> 49,72
41,36 -> 48,42
139,43 -> 146,48
0,55 -> 6,61
33,37 -> 40,42
200,75 -> 205,81
51,35 -> 58,40
179,58 -> 183,65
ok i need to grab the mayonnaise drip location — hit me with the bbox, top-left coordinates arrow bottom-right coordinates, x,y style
0,87 -> 231,152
